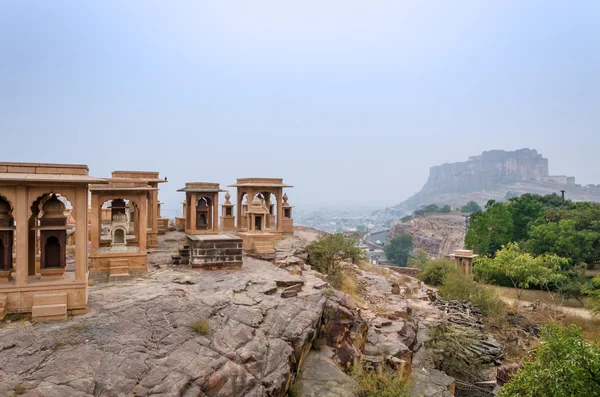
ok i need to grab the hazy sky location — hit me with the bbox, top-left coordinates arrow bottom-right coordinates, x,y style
1,1 -> 599,216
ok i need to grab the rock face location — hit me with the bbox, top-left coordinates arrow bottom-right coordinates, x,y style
390,214 -> 465,258
298,349 -> 357,397
0,254 -> 327,397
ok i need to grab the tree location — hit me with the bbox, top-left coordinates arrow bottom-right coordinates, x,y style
439,204 -> 452,213
384,234 -> 413,266
474,243 -> 568,299
423,204 -> 440,213
507,194 -> 544,242
527,219 -> 598,264
499,323 -> 600,397
407,248 -> 430,269
465,201 -> 513,256
556,264 -> 592,307
306,233 -> 364,279
460,201 -> 482,213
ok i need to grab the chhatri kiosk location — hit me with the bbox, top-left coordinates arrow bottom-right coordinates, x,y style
0,162 -> 107,320
177,183 -> 243,269
228,178 -> 294,254
89,172 -> 163,281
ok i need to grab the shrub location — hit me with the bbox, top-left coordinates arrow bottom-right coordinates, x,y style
306,233 -> 363,276
190,318 -> 210,335
438,271 -> 506,317
499,323 -> 600,397
418,259 -> 456,286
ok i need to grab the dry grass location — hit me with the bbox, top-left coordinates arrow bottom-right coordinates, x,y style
10,384 -> 26,396
489,285 -> 586,309
87,279 -> 95,287
338,272 -> 365,307
190,318 -> 210,335
558,314 -> 600,341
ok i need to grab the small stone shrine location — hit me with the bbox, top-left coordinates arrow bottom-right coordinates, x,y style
449,249 -> 478,275
228,178 -> 294,254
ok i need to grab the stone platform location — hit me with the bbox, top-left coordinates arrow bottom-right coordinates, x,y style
187,234 -> 243,269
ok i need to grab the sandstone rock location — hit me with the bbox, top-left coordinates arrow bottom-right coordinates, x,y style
298,350 -> 357,397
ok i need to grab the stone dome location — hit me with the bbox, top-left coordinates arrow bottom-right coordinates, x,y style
225,192 -> 231,201
42,195 -> 66,218
251,197 -> 262,206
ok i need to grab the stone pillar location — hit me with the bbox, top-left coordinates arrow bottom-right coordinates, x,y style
276,188 -> 283,233
138,194 -> 147,252
90,193 -> 100,254
213,192 -> 219,232
15,185 -> 28,287
75,186 -> 88,282
28,217 -> 36,276
189,192 -> 197,233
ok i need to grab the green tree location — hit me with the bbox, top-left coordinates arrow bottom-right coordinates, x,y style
306,233 -> 364,280
407,248 -> 430,269
384,234 -> 413,266
499,323 -> 600,397
465,200 -> 513,256
507,194 -> 544,242
460,201 -> 482,213
423,204 -> 440,213
439,204 -> 452,213
474,243 -> 568,299
527,219 -> 598,264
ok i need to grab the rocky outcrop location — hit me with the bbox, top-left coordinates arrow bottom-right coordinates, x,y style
0,256 -> 328,397
390,214 -> 465,258
298,349 -> 357,397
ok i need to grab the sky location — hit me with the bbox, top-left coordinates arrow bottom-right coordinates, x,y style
1,1 -> 599,216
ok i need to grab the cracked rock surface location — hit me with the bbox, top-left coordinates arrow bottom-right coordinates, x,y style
0,234 -> 327,397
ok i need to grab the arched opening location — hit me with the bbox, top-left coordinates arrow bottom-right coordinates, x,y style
114,229 -> 125,244
196,196 -> 213,230
0,196 -> 14,271
44,236 -> 61,268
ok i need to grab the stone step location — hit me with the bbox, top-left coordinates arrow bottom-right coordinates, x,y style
33,292 -> 67,307
32,303 -> 67,321
109,274 -> 132,283
109,266 -> 130,276
0,294 -> 7,321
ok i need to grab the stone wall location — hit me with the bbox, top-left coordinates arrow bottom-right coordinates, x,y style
188,236 -> 243,268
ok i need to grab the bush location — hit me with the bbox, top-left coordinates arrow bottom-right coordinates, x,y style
306,233 -> 363,276
499,323 -> 600,397
418,259 -> 456,286
438,272 -> 506,317
190,318 -> 210,335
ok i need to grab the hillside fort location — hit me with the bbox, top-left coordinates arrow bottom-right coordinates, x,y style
423,148 -> 574,194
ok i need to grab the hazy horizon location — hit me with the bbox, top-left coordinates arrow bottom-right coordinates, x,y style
2,1 -> 599,214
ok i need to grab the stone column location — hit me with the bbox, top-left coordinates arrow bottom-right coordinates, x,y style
276,188 -> 283,233
151,188 -> 158,234
75,185 -> 87,282
189,192 -> 197,232
236,190 -> 243,229
90,193 -> 100,254
28,217 -> 36,276
15,185 -> 28,287
213,192 -> 219,232
138,193 -> 147,252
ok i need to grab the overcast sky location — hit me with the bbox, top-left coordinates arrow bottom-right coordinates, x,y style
1,1 -> 599,215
